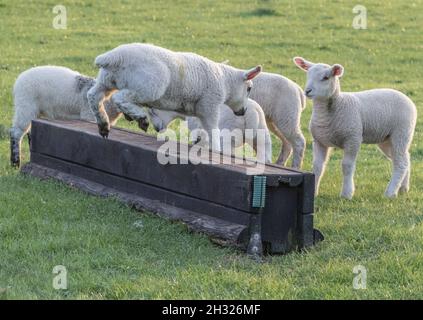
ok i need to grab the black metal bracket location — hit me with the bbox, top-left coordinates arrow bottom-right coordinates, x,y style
248,176 -> 267,260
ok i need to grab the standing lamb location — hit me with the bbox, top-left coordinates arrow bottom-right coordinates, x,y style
293,57 -> 417,199
87,43 -> 262,152
148,98 -> 273,163
10,66 -> 126,168
249,72 -> 306,168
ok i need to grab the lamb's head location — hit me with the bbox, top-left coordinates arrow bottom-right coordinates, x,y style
293,57 -> 344,99
226,65 -> 262,116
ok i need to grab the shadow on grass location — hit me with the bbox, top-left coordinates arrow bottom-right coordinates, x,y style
242,8 -> 281,17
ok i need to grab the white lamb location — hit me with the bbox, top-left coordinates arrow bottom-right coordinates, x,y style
148,69 -> 306,168
294,57 -> 417,199
248,71 -> 306,168
87,43 -> 262,152
148,98 -> 273,163
10,66 -> 125,168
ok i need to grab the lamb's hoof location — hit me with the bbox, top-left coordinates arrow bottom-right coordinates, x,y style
98,123 -> 110,138
340,192 -> 353,200
398,186 -> 409,194
11,160 -> 20,169
137,117 -> 149,132
385,191 -> 398,199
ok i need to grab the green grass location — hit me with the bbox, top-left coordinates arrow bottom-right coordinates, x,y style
1,0 -> 423,299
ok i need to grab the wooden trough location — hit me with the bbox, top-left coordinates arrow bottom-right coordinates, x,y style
22,119 -> 323,256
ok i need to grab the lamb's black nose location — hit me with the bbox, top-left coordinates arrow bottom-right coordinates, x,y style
234,108 -> 246,116
305,89 -> 312,96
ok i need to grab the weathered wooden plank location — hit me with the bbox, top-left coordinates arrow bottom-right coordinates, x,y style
21,162 -> 249,246
31,120 -> 258,212
29,152 -> 252,226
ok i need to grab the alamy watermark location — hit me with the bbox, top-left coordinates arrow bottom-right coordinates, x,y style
156,123 -> 268,175
353,265 -> 367,289
52,5 -> 67,30
353,5 -> 367,30
52,265 -> 68,290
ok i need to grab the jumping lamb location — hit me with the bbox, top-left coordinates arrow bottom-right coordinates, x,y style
10,66 -> 125,168
294,57 -> 417,199
87,43 -> 262,152
148,68 -> 306,168
148,98 -> 273,163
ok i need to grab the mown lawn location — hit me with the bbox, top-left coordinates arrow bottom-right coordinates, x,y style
0,0 -> 422,299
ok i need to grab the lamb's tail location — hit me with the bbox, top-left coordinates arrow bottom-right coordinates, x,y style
95,51 -> 122,68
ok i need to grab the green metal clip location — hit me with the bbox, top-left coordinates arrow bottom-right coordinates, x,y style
252,176 -> 266,208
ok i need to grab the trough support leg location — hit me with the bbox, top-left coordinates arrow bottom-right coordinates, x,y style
248,176 -> 267,261
247,210 -> 263,261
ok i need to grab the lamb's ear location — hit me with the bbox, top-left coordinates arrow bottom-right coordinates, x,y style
243,65 -> 262,81
332,64 -> 344,77
293,57 -> 314,72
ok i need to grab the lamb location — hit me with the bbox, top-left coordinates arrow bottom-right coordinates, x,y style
293,57 -> 417,199
148,98 -> 273,163
148,69 -> 306,168
248,72 -> 306,168
10,66 -> 126,168
87,43 -> 262,152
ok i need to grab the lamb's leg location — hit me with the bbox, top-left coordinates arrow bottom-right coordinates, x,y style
264,132 -> 273,164
379,139 -> 411,194
10,126 -> 30,168
385,150 -> 410,198
378,140 -> 408,193
10,108 -> 35,168
385,131 -> 412,198
222,135 -> 237,158
266,120 -> 291,166
263,130 -> 273,164
378,139 -> 410,193
252,130 -> 272,164
285,130 -> 306,169
198,117 -> 221,152
87,82 -> 111,138
272,117 -> 306,169
313,140 -> 330,196
399,166 -> 411,194
340,144 -> 360,200
196,103 -> 221,153
187,117 -> 203,144
278,137 -> 293,166
111,90 -> 149,131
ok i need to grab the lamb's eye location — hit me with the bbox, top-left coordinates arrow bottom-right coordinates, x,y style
322,76 -> 330,81
247,86 -> 252,93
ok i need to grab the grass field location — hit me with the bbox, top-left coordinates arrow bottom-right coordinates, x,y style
0,0 -> 422,299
